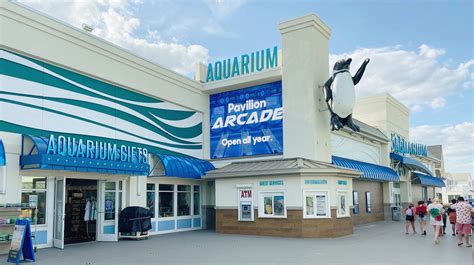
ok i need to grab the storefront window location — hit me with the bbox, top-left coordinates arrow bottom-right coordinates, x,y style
21,177 -> 47,225
193,185 -> 200,216
365,192 -> 372,213
258,191 -> 286,218
304,190 -> 330,218
178,185 -> 191,216
147,184 -> 156,218
159,184 -> 174,217
353,191 -> 359,214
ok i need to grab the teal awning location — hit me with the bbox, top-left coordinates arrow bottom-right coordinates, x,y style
412,173 -> 445,187
0,140 -> 5,166
149,153 -> 215,179
390,152 -> 433,176
332,156 -> 399,182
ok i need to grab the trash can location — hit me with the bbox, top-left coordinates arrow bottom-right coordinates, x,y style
392,206 -> 401,221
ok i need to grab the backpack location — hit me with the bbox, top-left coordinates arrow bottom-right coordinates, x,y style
418,207 -> 425,218
449,212 -> 456,223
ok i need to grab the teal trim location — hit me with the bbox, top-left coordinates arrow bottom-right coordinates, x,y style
158,220 -> 175,231
103,225 -> 115,234
0,91 -> 200,144
0,98 -> 200,150
32,231 -> 47,245
4,48 -> 161,104
177,219 -> 192,229
193,218 -> 201,228
0,121 -> 200,157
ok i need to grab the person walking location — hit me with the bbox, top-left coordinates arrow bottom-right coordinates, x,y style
415,201 -> 428,235
446,199 -> 457,236
451,197 -> 473,247
428,198 -> 444,244
403,203 -> 416,234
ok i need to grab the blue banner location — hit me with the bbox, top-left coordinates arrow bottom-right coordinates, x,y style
210,81 -> 283,159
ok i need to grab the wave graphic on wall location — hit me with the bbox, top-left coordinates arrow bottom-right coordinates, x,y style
0,49 -> 203,158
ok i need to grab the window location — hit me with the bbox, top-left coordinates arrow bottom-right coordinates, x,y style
159,184 -> 174,217
352,191 -> 359,214
193,185 -> 200,216
258,191 -> 286,218
365,192 -> 372,213
21,177 -> 47,225
422,186 -> 428,201
147,184 -> 156,218
304,190 -> 330,218
337,191 -> 349,217
177,185 -> 191,216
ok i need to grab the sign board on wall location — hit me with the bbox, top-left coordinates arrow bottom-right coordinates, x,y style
391,133 -> 427,157
210,81 -> 283,159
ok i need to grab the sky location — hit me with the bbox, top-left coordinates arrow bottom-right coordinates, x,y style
17,0 -> 473,177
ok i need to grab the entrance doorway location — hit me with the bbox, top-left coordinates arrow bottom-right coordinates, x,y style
53,178 -> 123,249
64,179 -> 97,245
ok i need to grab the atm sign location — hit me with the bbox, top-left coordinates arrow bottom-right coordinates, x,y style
240,190 -> 252,199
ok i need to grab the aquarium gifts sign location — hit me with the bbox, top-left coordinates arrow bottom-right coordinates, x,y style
210,81 -> 283,159
46,134 -> 149,164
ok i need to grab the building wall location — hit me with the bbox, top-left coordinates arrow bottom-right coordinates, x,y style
331,133 -> 382,164
351,180 -> 384,225
216,209 -> 352,237
215,175 -> 353,210
352,94 -> 410,139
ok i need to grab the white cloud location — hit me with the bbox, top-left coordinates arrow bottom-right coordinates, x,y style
204,0 -> 246,19
18,0 -> 210,76
330,45 -> 474,112
410,122 -> 474,176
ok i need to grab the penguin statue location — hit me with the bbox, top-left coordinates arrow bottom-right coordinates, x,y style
323,58 -> 370,132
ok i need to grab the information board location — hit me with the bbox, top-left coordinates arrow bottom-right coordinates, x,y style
210,81 -> 283,159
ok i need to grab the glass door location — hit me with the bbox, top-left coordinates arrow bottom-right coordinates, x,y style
53,177 -> 66,249
97,180 -> 119,241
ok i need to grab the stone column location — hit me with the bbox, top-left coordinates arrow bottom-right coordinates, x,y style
279,14 -> 332,162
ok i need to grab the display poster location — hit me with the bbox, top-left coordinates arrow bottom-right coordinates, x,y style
306,196 -> 314,215
338,192 -> 347,216
210,81 -> 283,159
7,225 -> 25,261
316,195 -> 328,217
28,195 -> 38,208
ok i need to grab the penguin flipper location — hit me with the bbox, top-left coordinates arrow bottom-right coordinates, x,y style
323,77 -> 333,102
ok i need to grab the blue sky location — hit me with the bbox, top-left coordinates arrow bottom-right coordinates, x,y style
18,0 -> 474,176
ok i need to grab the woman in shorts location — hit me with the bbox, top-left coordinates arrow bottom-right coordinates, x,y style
404,203 -> 416,234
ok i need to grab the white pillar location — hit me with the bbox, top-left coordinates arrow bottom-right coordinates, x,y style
279,14 -> 332,162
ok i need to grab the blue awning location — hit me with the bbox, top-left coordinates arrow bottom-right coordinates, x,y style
20,135 -> 149,175
150,153 -> 215,179
0,140 -> 5,166
412,173 -> 445,187
390,152 -> 433,176
332,156 -> 399,182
